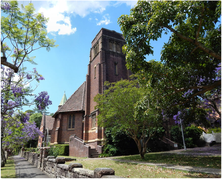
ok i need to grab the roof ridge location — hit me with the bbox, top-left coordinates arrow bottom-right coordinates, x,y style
53,81 -> 86,117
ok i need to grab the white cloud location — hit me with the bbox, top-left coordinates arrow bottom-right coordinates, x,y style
38,1 -> 77,35
97,14 -> 111,26
36,0 -> 111,35
67,1 -> 109,17
20,0 -> 137,35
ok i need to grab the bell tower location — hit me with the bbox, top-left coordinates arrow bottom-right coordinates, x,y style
83,28 -> 131,148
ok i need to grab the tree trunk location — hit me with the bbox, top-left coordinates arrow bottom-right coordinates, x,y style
1,147 -> 6,167
140,151 -> 145,159
133,138 -> 146,159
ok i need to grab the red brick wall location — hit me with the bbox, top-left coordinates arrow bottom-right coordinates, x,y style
84,29 -> 131,144
69,135 -> 90,157
50,112 -> 83,144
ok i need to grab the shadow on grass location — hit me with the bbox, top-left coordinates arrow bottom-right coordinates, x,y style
116,153 -> 221,169
1,158 -> 16,178
184,173 -> 221,178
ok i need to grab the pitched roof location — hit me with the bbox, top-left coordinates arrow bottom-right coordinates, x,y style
40,115 -> 55,130
59,92 -> 67,106
53,81 -> 86,117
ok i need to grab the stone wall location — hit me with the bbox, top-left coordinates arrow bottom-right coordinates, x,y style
20,148 -> 121,178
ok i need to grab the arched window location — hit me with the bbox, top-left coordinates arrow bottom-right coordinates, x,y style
68,114 -> 75,129
94,65 -> 96,79
115,62 -> 118,76
91,114 -> 96,128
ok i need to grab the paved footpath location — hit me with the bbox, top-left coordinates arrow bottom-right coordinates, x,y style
13,155 -> 50,178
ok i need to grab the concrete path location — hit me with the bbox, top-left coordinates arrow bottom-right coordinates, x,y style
13,155 -> 50,178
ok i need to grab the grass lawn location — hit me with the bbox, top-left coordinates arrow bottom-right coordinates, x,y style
114,153 -> 221,169
65,158 -> 220,178
1,157 -> 16,178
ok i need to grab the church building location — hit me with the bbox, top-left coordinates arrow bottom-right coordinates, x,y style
38,28 -> 131,157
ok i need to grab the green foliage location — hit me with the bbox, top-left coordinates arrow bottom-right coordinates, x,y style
29,113 -> 42,128
147,127 -> 168,152
170,126 -> 182,147
98,153 -> 111,158
102,126 -> 138,156
24,147 -> 39,153
118,0 -> 221,117
184,126 -> 203,147
94,78 -> 163,159
1,0 -> 57,70
170,125 -> 204,148
49,144 -> 69,157
207,127 -> 221,133
48,146 -> 60,157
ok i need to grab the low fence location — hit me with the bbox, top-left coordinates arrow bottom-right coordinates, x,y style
20,148 -> 121,178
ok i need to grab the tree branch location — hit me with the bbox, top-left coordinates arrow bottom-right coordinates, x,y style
165,25 -> 221,60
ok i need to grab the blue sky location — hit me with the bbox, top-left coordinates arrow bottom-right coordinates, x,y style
15,0 -> 169,114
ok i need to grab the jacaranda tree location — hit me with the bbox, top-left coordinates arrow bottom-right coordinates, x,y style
1,1 -> 56,167
1,1 -> 56,72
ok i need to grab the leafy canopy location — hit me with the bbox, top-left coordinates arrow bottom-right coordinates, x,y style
118,1 -> 221,115
1,1 -> 57,72
94,79 -> 162,159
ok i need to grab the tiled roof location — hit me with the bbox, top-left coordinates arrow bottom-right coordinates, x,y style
53,81 -> 86,117
40,115 -> 55,130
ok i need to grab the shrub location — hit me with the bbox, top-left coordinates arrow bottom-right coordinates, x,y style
170,126 -> 182,147
147,127 -> 168,152
207,127 -> 221,133
25,147 -> 36,152
48,146 -> 60,157
48,144 -> 69,157
170,125 -> 203,148
102,126 -> 138,156
184,126 -> 203,147
99,153 -> 111,158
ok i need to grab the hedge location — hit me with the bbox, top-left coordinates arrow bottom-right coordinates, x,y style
49,144 -> 69,157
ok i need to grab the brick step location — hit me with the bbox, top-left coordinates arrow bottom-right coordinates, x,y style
90,148 -> 99,158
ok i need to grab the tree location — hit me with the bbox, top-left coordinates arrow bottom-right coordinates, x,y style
1,66 -> 51,166
94,79 -> 162,159
102,126 -> 138,156
2,111 -> 43,152
1,1 -> 56,167
1,1 -> 57,72
118,1 -> 221,111
29,113 -> 42,128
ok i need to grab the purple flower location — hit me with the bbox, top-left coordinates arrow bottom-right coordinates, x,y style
182,89 -> 193,98
1,3 -> 11,10
38,76 -> 45,81
35,91 -> 52,110
21,113 -> 30,123
11,86 -> 24,97
26,74 -> 32,79
173,111 -> 183,124
7,130 -> 12,135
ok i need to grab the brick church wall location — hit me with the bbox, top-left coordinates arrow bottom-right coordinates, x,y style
51,112 -> 84,144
